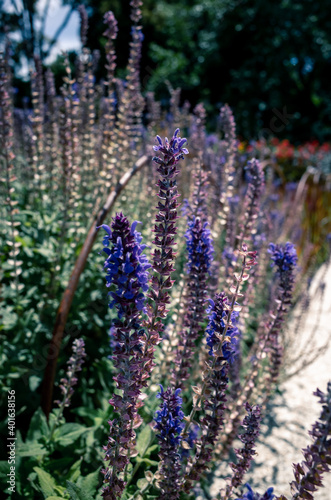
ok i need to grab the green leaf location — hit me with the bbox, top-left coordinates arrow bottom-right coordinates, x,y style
29,375 -> 42,391
45,497 -> 66,500
65,481 -> 94,500
145,444 -> 158,457
27,408 -> 49,441
136,425 -> 153,457
137,478 -> 148,489
53,424 -> 88,446
17,442 -> 47,457
34,467 -> 56,497
134,457 -> 158,466
77,468 -> 100,497
67,459 -> 82,483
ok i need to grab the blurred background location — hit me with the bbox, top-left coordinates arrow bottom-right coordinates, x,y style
1,0 -> 331,143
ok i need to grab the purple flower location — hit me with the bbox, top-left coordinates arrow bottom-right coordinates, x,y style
153,386 -> 185,499
99,213 -> 151,499
223,404 -> 262,497
142,129 -> 188,385
263,242 -> 297,400
54,338 -> 86,409
206,293 -> 240,362
154,385 -> 184,446
180,424 -> 199,459
236,484 -> 274,500
185,217 -> 214,275
100,213 -> 150,316
172,217 -> 214,386
238,159 -> 265,248
268,242 -> 298,273
153,128 -> 189,158
291,382 -> 331,499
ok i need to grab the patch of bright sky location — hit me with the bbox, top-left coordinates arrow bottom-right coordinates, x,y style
3,0 -> 81,75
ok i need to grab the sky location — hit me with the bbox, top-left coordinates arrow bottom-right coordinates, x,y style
3,0 -> 81,75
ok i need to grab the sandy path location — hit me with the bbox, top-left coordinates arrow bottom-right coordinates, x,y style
211,261 -> 331,499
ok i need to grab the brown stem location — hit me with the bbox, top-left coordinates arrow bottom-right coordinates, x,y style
41,155 -> 149,418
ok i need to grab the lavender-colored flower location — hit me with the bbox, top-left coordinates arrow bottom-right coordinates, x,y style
185,217 -> 214,275
183,292 -> 239,493
142,129 -> 188,381
290,382 -> 331,499
238,159 -> 265,249
268,242 -> 298,274
262,242 -> 297,402
206,294 -> 240,363
99,213 -> 151,500
154,386 -> 185,500
221,404 -> 262,499
180,424 -> 199,459
78,5 -> 88,46
172,217 -> 214,386
55,338 -> 86,409
100,214 -> 150,316
236,483 -> 275,500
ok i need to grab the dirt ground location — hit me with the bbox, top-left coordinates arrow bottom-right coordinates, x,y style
210,260 -> 331,499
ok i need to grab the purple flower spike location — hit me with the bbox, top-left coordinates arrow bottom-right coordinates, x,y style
290,382 -> 331,499
268,242 -> 298,274
101,213 -> 150,316
152,128 -> 189,159
172,216 -> 214,386
264,242 -> 297,398
100,213 -> 151,500
54,338 -> 86,410
206,292 -> 240,362
221,404 -> 262,498
154,386 -> 185,499
141,129 -> 188,388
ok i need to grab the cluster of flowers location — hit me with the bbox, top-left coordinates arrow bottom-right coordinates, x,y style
94,128 -> 330,500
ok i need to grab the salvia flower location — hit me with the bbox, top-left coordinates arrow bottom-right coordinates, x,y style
268,242 -> 298,275
100,214 -> 150,316
264,242 -> 298,393
55,338 -> 86,409
221,404 -> 262,499
185,217 -> 214,275
238,159 -> 265,249
206,294 -> 240,362
142,129 -> 188,383
172,216 -> 214,386
183,291 -> 239,492
99,213 -> 151,500
290,382 -> 331,499
235,483 -> 275,500
154,386 -> 185,500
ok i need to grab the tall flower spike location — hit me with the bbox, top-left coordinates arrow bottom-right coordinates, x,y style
78,5 -> 88,46
141,129 -> 188,381
99,213 -> 151,500
51,338 -> 86,439
221,403 -> 262,499
237,159 -> 265,250
200,244 -> 257,464
100,11 -> 118,191
289,382 -> 331,498
153,386 -> 185,500
218,103 -> 237,223
172,216 -> 214,387
217,243 -> 296,460
55,338 -> 86,409
263,242 -> 298,401
182,292 -> 239,493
